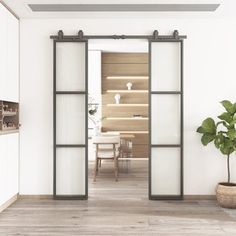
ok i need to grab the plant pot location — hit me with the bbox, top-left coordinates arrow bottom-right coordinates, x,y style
216,182 -> 236,208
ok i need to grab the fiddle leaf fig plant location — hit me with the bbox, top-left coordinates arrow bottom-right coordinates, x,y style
197,100 -> 236,183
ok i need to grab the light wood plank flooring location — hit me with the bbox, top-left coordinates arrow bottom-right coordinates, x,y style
0,160 -> 236,235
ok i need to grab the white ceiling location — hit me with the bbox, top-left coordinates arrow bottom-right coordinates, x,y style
2,0 -> 236,19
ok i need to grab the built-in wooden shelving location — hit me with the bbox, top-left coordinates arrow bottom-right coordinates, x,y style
0,101 -> 19,134
102,52 -> 149,158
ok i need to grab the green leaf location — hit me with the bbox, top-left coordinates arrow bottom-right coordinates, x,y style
220,145 -> 234,156
228,129 -> 236,139
201,118 -> 216,134
220,146 -> 229,155
229,116 -> 236,126
218,112 -> 233,124
196,126 -> 205,133
221,100 -> 236,114
201,134 -> 215,146
224,138 -> 232,148
233,103 -> 236,114
214,133 -> 224,149
230,120 -> 236,126
214,137 -> 220,148
219,138 -> 235,155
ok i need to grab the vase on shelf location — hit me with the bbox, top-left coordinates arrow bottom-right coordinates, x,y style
114,94 -> 121,104
126,82 -> 133,90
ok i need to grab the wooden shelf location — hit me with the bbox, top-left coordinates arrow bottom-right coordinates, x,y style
106,117 -> 148,120
107,104 -> 148,107
2,127 -> 18,131
107,90 -> 148,93
106,76 -> 148,80
106,131 -> 148,134
3,112 -> 17,116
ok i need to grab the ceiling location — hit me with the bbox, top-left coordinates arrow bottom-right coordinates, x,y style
2,0 -> 236,19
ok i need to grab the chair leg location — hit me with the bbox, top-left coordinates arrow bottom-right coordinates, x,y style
99,159 -> 102,168
114,157 -> 118,181
93,156 -> 98,182
96,158 -> 99,171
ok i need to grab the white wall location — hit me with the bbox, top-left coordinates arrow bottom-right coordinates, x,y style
0,4 -> 19,102
88,50 -> 101,161
20,18 -> 236,195
88,50 -> 101,137
0,3 -> 19,207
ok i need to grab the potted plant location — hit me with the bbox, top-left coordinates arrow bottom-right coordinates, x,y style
196,100 -> 236,208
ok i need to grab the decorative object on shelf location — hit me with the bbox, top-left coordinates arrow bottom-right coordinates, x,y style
0,100 -> 19,133
126,82 -> 133,90
197,100 -> 236,208
114,94 -> 121,104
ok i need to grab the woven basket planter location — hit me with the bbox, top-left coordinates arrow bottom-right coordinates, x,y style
216,183 -> 236,208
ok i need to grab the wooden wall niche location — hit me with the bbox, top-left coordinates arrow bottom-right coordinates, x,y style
0,101 -> 19,133
102,53 -> 149,158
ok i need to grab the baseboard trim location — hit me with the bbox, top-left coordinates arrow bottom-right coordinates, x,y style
18,195 -> 216,200
184,195 -> 216,200
18,195 -> 53,199
0,193 -> 18,213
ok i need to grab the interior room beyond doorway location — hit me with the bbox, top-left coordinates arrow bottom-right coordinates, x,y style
88,40 -> 149,198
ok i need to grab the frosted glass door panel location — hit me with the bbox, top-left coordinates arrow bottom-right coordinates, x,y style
151,42 -> 180,91
151,95 -> 180,144
56,43 -> 86,91
56,95 -> 85,144
56,148 -> 85,195
151,148 -> 180,195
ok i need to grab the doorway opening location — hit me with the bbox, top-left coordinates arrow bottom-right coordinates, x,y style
88,39 -> 149,199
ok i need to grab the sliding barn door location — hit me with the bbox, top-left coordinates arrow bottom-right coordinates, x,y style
149,40 -> 183,200
53,40 -> 88,199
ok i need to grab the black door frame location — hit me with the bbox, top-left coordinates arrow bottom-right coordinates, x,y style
51,30 -> 186,200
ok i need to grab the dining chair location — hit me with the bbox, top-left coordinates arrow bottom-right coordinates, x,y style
92,135 -> 120,181
120,138 -> 133,172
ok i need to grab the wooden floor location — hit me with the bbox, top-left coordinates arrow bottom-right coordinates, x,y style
0,160 -> 236,235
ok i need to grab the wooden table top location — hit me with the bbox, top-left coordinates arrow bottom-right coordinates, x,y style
120,134 -> 135,139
